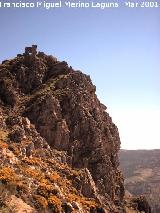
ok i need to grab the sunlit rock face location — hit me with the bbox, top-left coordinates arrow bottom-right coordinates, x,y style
0,46 -> 150,213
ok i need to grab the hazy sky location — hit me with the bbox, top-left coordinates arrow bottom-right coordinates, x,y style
0,1 -> 160,149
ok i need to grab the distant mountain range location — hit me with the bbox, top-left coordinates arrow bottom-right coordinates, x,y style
119,149 -> 160,213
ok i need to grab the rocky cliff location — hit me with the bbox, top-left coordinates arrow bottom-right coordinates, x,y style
0,46 -> 150,213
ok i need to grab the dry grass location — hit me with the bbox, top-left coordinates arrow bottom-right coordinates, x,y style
0,129 -> 8,141
22,157 -> 43,166
46,171 -> 60,182
33,195 -> 48,209
0,140 -> 8,149
37,183 -> 59,197
48,195 -> 62,212
0,167 -> 18,182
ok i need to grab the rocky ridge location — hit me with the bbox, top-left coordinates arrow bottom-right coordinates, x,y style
0,46 -> 150,212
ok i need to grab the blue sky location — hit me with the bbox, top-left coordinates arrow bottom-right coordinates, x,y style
0,1 -> 160,149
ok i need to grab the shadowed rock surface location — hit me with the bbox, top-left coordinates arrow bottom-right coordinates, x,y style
0,47 -> 150,212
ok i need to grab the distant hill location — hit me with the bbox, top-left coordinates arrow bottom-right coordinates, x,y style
120,149 -> 160,213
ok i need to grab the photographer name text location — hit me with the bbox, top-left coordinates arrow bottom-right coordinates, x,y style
0,1 -> 160,9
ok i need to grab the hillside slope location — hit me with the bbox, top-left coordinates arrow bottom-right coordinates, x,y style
120,149 -> 160,213
0,46 -> 150,212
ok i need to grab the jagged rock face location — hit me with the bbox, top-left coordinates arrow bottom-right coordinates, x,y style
0,54 -> 69,96
0,50 -> 150,212
0,113 -> 106,213
23,66 -> 124,203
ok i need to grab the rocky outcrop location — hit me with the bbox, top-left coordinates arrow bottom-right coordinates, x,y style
23,61 -> 124,206
0,113 -> 105,212
0,46 -> 150,212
